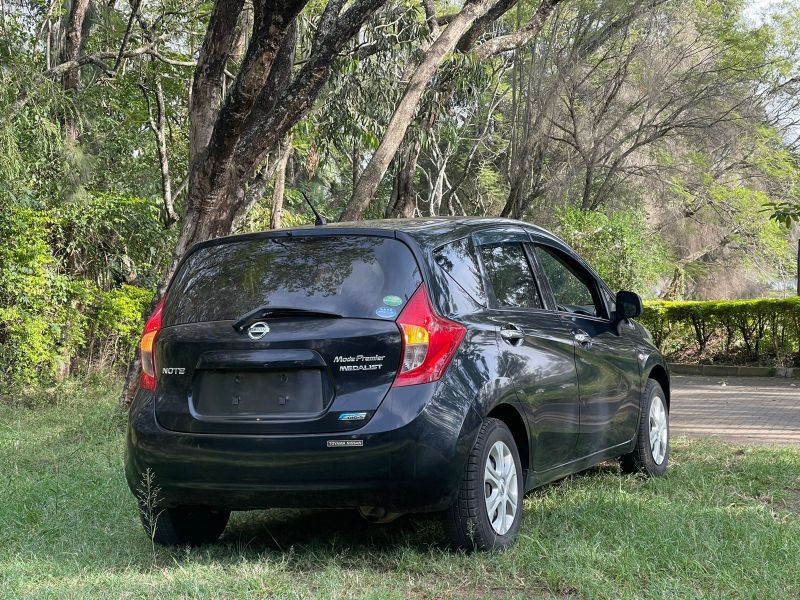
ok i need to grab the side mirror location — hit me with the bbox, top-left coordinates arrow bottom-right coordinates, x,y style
615,290 -> 643,320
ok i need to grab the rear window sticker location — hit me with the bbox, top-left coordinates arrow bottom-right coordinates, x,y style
382,295 -> 403,307
375,306 -> 397,318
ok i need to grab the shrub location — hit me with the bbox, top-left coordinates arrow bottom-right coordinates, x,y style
0,206 -> 91,384
0,205 -> 154,387
88,285 -> 154,371
640,297 -> 800,367
54,193 -> 172,290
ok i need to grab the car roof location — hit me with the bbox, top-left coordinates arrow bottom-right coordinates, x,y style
178,216 -> 613,295
204,217 -> 564,250
334,216 -> 537,236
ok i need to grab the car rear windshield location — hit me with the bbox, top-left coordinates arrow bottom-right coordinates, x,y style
162,235 -> 422,326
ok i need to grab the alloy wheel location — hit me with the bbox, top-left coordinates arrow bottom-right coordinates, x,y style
484,440 -> 518,535
649,395 -> 668,465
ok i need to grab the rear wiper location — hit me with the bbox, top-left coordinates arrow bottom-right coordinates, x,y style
232,306 -> 342,332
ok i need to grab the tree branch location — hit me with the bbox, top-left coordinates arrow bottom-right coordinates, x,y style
113,0 -> 143,72
474,0 -> 564,59
140,77 -> 178,227
234,0 -> 386,173
44,36 -> 171,78
456,0 -> 516,52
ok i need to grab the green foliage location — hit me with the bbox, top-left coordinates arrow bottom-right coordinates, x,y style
92,285 -> 155,362
0,6 -> 176,388
556,207 -> 671,296
0,93 -> 70,207
0,206 -> 89,383
0,205 -> 155,387
755,127 -> 800,226
476,162 -> 508,207
657,134 -> 795,296
54,192 -> 173,289
640,297 -> 800,366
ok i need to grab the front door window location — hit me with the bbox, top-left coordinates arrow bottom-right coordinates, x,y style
534,245 -> 605,318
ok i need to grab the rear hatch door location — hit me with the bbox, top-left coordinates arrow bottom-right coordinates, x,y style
154,234 -> 422,434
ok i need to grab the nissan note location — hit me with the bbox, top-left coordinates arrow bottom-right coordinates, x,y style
125,217 -> 670,551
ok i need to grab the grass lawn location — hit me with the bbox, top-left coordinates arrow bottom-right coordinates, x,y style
1,376 -> 799,599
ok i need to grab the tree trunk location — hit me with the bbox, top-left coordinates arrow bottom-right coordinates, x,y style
341,0 -> 495,221
60,0 -> 91,144
385,141 -> 422,218
352,138 -> 361,191
502,180 -> 524,219
144,76 -> 178,227
232,152 -> 277,231
580,165 -> 594,210
270,135 -> 292,229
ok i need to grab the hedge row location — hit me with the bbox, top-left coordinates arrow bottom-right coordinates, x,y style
640,297 -> 800,367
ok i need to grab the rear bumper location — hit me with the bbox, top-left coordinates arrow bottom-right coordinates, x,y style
125,382 -> 481,513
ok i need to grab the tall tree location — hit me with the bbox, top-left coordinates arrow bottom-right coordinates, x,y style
342,0 -> 565,220
120,0 -> 388,406
342,0 -> 497,220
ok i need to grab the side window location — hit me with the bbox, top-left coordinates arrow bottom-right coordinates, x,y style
535,245 -> 606,318
478,243 -> 543,309
434,237 -> 487,306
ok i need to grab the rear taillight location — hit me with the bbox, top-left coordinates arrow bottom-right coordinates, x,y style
393,284 -> 466,387
139,297 -> 165,391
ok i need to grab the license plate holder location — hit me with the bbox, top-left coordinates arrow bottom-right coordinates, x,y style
192,369 -> 325,419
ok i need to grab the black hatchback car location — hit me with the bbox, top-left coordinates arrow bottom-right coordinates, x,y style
126,217 -> 670,550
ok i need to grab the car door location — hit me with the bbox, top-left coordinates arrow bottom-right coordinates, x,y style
531,242 -> 640,457
473,227 -> 581,471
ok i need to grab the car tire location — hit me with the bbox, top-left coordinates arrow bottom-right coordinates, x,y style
445,418 -> 523,552
620,379 -> 669,477
139,505 -> 231,546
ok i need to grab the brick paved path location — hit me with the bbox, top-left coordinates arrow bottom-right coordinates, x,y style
671,375 -> 800,445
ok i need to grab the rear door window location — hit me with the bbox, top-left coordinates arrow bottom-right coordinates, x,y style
478,243 -> 543,309
163,236 -> 422,325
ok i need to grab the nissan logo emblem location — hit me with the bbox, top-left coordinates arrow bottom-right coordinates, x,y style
247,321 -> 270,340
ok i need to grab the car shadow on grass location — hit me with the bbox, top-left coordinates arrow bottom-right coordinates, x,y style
211,461 -> 624,558
219,507 -> 446,557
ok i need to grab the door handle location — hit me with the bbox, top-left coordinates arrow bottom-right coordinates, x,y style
573,329 -> 592,347
500,324 -> 525,344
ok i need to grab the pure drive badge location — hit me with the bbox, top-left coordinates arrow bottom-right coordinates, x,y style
338,412 -> 368,421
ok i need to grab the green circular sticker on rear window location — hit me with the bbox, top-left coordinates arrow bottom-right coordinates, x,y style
382,295 -> 403,307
